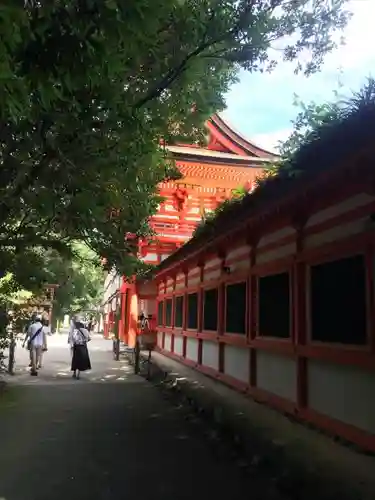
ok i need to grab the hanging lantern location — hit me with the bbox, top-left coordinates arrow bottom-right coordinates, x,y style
172,186 -> 189,211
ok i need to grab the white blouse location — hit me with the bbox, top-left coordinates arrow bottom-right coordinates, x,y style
68,327 -> 90,346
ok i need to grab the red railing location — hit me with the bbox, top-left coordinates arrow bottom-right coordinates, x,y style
151,221 -> 197,236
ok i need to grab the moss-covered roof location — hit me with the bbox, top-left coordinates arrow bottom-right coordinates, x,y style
156,79 -> 375,272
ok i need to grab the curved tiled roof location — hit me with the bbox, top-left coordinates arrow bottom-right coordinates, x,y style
209,113 -> 278,159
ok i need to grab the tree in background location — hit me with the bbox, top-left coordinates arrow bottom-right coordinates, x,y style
257,76 -> 375,185
49,243 -> 104,323
0,0 -> 351,279
0,243 -> 103,349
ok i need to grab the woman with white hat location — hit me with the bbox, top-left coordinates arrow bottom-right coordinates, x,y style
68,315 -> 91,379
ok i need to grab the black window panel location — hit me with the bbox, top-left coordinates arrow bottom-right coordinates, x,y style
225,282 -> 246,334
157,301 -> 163,326
165,299 -> 172,326
175,296 -> 184,328
187,293 -> 198,329
259,272 -> 290,338
310,255 -> 367,345
203,288 -> 218,331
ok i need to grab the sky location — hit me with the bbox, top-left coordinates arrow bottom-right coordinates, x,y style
223,0 -> 375,153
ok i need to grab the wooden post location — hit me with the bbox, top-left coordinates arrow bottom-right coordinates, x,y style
134,338 -> 140,375
292,213 -> 308,411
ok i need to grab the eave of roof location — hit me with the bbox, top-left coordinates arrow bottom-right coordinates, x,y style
176,163 -> 263,184
210,113 -> 278,159
167,144 -> 273,163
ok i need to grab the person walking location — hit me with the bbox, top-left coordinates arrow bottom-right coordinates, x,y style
68,316 -> 91,379
24,313 -> 35,368
23,314 -> 44,376
37,317 -> 50,369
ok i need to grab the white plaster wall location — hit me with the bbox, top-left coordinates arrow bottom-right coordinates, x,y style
157,332 -> 163,348
224,345 -> 250,383
256,243 -> 296,265
231,259 -> 251,272
174,336 -> 184,356
257,351 -> 296,402
188,207 -> 200,214
166,279 -> 174,292
186,337 -> 199,362
185,216 -> 201,222
204,257 -> 221,271
103,270 -> 121,303
227,245 -> 249,261
305,217 -> 366,248
164,333 -> 172,352
204,267 -> 221,282
258,226 -> 295,248
164,204 -> 176,212
175,273 -> 186,290
202,340 -> 219,371
306,193 -> 374,227
188,269 -> 200,286
153,212 -> 178,220
143,299 -> 156,316
308,360 -> 375,434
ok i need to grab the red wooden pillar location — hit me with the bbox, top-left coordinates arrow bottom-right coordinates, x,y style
198,261 -> 205,368
182,269 -> 188,358
293,217 -> 308,411
197,288 -> 203,366
364,180 -> 375,353
119,290 -> 126,342
127,284 -> 138,349
171,273 -> 176,354
365,233 -> 375,353
218,251 -> 226,373
197,262 -> 204,333
248,243 -> 258,388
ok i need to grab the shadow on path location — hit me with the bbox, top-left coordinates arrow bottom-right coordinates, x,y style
0,339 -> 271,500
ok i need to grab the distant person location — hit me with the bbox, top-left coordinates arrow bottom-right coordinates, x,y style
38,317 -> 50,369
68,316 -> 91,379
24,314 -> 35,368
23,314 -> 44,376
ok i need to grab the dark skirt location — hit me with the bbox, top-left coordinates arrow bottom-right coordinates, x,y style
71,344 -> 91,372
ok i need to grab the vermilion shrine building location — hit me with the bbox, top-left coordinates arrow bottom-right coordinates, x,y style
102,101 -> 375,452
102,113 -> 276,345
134,106 -> 375,452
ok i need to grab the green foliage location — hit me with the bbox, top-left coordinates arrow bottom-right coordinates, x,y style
0,0 -> 351,277
0,243 -> 104,347
189,77 -> 375,247
194,197 -> 243,237
43,243 -> 104,321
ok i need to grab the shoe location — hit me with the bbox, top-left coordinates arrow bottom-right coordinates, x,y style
30,371 -> 38,376
72,373 -> 77,379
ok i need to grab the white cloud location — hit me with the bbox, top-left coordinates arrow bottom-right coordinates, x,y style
252,128 -> 293,153
224,0 -> 375,152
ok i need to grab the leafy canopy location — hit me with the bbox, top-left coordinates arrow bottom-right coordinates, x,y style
192,76 -> 375,242
0,242 -> 104,345
0,0 -> 351,277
